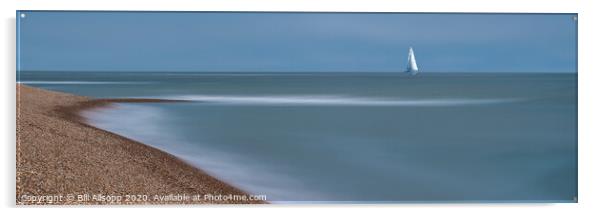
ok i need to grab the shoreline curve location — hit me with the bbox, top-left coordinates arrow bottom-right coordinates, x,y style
16,84 -> 266,204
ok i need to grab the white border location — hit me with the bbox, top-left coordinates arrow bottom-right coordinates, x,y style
2,0 -> 601,215
10,0 -> 581,13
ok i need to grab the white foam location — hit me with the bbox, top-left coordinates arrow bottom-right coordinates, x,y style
161,95 -> 522,106
82,103 -> 331,201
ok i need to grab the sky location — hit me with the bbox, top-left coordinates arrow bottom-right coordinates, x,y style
17,12 -> 577,73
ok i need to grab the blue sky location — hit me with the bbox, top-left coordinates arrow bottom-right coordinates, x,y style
17,12 -> 577,73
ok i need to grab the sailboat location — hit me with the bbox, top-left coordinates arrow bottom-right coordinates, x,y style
405,47 -> 419,75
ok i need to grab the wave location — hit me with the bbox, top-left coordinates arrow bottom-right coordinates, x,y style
161,95 -> 522,106
82,103 -> 333,201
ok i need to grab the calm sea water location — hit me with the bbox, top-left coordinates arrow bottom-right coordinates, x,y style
19,71 -> 577,202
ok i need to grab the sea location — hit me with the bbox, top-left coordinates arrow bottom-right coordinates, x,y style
18,71 -> 578,203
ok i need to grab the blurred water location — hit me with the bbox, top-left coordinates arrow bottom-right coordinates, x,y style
20,71 -> 577,202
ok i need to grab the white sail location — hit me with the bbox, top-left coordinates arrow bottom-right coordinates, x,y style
406,47 -> 419,75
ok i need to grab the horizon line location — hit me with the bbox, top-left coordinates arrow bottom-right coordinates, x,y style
17,70 -> 578,74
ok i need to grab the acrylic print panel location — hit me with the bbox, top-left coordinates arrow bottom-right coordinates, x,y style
16,11 -> 577,204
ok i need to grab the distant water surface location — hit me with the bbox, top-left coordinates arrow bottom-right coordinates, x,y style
19,71 -> 577,202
